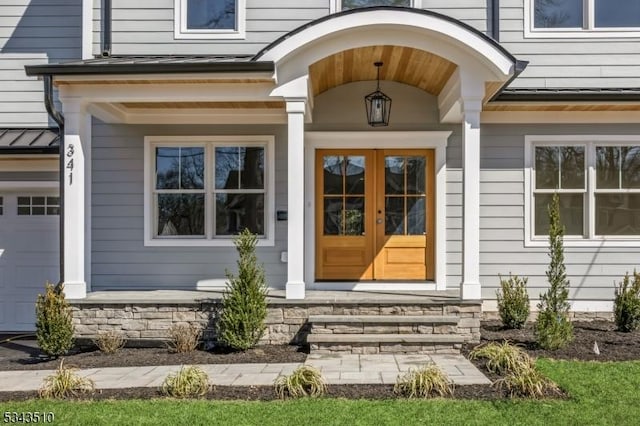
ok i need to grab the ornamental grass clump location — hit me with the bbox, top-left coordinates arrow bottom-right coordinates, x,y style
393,363 -> 453,399
469,341 -> 531,375
497,274 -> 530,329
614,271 -> 640,332
494,361 -> 561,399
217,229 -> 268,351
274,365 -> 327,399
93,330 -> 126,354
161,366 -> 211,399
36,282 -> 74,358
39,359 -> 95,399
535,192 -> 573,350
168,323 -> 202,353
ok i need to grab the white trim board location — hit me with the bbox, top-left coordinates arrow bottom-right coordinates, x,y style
303,131 -> 450,291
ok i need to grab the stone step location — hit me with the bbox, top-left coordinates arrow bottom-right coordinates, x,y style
308,315 -> 460,324
307,333 -> 469,344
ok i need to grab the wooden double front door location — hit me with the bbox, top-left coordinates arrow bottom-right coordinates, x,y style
315,149 -> 435,281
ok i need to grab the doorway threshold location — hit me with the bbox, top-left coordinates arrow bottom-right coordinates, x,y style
311,281 -> 438,291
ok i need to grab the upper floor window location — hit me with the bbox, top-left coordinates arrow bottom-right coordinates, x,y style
527,0 -> 640,37
341,0 -> 410,10
174,0 -> 246,39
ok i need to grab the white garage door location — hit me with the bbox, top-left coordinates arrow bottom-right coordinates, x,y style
0,192 -> 59,332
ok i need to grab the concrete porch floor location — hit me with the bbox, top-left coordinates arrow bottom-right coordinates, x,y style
71,289 -> 470,305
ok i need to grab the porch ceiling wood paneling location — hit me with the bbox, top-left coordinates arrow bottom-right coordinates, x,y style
484,103 -> 640,111
118,101 -> 285,109
309,46 -> 458,97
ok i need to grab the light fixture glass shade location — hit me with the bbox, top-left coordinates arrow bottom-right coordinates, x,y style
365,89 -> 392,127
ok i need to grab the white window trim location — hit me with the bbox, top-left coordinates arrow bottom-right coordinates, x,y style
174,0 -> 246,40
329,0 -> 421,13
525,135 -> 640,247
144,135 -> 275,247
525,0 -> 640,38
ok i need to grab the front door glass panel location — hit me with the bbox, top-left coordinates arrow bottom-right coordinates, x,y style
384,155 -> 427,236
323,155 -> 366,235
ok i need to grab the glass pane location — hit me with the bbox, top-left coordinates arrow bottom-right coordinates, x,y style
560,147 -> 584,189
239,147 -> 264,190
596,194 -> 640,235
32,197 -> 45,205
385,197 -> 404,235
621,146 -> 640,189
323,198 -> 343,235
342,0 -> 410,10
385,156 -> 405,195
534,194 -> 584,236
406,156 -> 426,195
596,146 -> 620,189
180,147 -> 204,190
323,156 -> 344,195
46,207 -> 60,216
535,147 -> 559,189
17,196 -> 29,205
407,197 -> 425,235
215,147 -> 239,190
47,197 -> 60,206
595,0 -> 640,28
345,156 -> 365,195
344,197 -> 365,235
534,0 -> 583,28
187,0 -> 236,30
157,194 -> 205,236
215,193 -> 264,236
32,207 -> 45,215
17,206 -> 30,215
156,147 -> 180,190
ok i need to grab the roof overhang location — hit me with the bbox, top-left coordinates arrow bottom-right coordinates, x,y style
0,128 -> 60,155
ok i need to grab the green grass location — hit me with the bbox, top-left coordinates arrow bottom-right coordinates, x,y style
2,360 -> 640,426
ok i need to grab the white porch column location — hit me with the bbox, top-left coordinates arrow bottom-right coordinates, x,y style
285,99 -> 306,299
461,100 -> 482,300
60,98 -> 91,299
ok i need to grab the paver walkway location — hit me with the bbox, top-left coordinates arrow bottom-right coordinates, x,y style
0,354 -> 489,392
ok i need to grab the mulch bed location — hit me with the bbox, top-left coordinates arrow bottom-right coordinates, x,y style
0,344 -> 307,371
467,320 -> 640,362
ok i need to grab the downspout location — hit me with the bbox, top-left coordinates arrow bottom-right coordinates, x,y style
491,0 -> 500,41
44,75 -> 65,284
102,0 -> 112,56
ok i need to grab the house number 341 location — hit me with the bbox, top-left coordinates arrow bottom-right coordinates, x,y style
66,144 -> 74,185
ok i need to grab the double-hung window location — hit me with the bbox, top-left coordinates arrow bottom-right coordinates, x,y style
526,136 -> 640,246
145,136 -> 274,246
526,0 -> 640,37
331,0 -> 414,12
174,0 -> 246,39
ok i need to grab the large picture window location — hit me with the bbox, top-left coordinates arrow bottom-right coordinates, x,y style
526,136 -> 640,246
527,0 -> 640,37
174,0 -> 246,39
145,136 -> 274,246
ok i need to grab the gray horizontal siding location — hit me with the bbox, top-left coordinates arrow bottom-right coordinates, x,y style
0,0 -> 82,126
94,0 -> 491,56
0,171 -> 58,181
501,0 -> 640,88
479,124 -> 640,302
90,119 -> 288,290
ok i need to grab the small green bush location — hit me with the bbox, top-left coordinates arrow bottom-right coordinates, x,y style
614,271 -> 640,332
494,362 -> 560,398
469,342 -> 530,375
274,366 -> 327,399
161,366 -> 211,399
39,359 -> 95,399
168,323 -> 202,353
497,274 -> 530,329
534,192 -> 573,350
217,229 -> 268,351
93,330 -> 126,354
393,364 -> 453,399
36,282 -> 74,358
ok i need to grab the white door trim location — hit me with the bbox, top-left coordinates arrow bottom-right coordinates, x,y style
303,131 -> 450,291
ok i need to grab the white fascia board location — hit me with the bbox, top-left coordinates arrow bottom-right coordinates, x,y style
54,72 -> 275,84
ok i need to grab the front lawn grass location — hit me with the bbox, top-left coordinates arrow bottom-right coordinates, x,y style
1,360 -> 639,426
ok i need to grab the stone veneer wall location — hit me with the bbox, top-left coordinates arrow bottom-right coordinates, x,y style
71,302 -> 482,345
482,311 -> 614,321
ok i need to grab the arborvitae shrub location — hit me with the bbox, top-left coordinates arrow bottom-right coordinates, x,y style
217,229 -> 268,351
534,193 -> 573,350
35,282 -> 75,358
614,271 -> 640,332
497,274 -> 530,329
